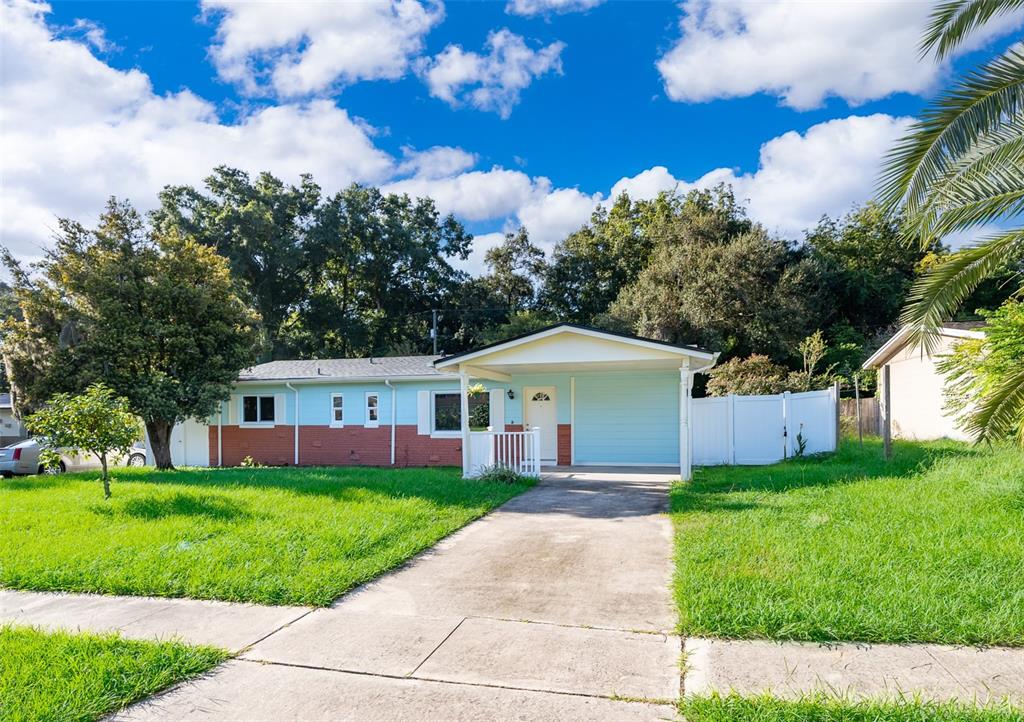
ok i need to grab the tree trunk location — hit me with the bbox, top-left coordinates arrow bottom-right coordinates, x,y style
100,452 -> 110,499
146,419 -> 176,470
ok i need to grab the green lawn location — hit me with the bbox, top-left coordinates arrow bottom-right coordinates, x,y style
0,465 -> 531,606
0,625 -> 226,722
672,439 -> 1023,646
681,694 -> 1023,722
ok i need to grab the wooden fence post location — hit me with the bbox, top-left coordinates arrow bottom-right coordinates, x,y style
854,375 -> 862,446
881,365 -> 892,460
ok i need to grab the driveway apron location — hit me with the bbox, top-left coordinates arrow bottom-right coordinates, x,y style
114,468 -> 681,721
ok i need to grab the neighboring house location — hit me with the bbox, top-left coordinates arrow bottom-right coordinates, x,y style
863,322 -> 984,441
0,393 -> 27,446
170,324 -> 719,479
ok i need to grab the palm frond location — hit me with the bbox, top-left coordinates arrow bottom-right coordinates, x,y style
901,228 -> 1024,351
878,48 -> 1024,243
908,126 -> 1024,239
963,363 -> 1024,444
920,0 -> 1024,59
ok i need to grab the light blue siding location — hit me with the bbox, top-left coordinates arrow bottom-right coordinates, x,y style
503,373 -> 572,425
573,371 -> 679,465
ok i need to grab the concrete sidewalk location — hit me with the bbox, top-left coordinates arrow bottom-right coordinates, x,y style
683,638 -> 1024,707
0,589 -> 310,651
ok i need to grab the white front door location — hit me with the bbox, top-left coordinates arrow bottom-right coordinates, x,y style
524,386 -> 557,463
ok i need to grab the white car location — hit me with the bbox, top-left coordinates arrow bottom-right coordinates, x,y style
0,439 -> 146,476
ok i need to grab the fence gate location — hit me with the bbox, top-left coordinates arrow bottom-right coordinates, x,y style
692,388 -> 838,466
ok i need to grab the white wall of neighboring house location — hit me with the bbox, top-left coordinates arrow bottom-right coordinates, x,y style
885,334 -> 971,442
0,407 -> 26,443
865,326 -> 984,443
144,417 -> 210,467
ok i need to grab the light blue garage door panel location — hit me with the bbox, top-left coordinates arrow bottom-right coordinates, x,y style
574,372 -> 679,465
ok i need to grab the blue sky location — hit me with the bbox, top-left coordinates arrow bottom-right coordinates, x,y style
2,0 -> 1021,271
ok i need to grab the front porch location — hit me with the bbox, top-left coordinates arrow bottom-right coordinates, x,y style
433,324 -> 718,480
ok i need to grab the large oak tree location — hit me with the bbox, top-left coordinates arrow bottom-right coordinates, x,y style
2,199 -> 260,468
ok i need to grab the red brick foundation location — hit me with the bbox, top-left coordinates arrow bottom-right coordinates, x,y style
557,424 -> 571,466
208,424 -> 462,468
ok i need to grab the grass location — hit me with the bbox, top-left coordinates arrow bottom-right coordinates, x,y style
0,465 -> 532,606
680,694 -> 1023,722
0,625 -> 226,722
671,439 -> 1024,646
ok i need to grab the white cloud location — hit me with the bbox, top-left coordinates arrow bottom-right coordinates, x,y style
203,0 -> 443,97
396,145 -> 477,179
607,114 -> 912,238
418,28 -> 564,118
0,0 -> 394,259
384,167 -> 538,221
657,0 -> 1024,109
505,0 -> 603,17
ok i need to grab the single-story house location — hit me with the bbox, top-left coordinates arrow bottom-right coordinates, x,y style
863,322 -> 984,441
172,324 -> 719,478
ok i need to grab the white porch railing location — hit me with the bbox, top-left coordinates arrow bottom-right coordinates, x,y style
467,428 -> 542,478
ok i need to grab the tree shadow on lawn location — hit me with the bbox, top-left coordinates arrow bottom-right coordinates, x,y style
89,492 -> 253,521
673,439 -> 984,515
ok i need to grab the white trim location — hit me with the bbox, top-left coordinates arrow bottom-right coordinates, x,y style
430,389 -> 462,436
435,325 -> 716,370
863,325 -> 984,369
329,393 -> 345,428
569,376 -> 576,466
239,393 -> 276,426
235,374 -> 454,385
459,372 -> 471,478
568,462 -> 679,468
385,380 -> 396,465
364,392 -> 380,429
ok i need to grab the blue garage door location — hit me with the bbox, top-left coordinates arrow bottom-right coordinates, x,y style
573,371 -> 679,465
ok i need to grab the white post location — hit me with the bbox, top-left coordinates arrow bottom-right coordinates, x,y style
726,394 -> 735,465
531,427 -> 541,476
782,390 -> 790,459
679,362 -> 692,480
460,370 -> 471,477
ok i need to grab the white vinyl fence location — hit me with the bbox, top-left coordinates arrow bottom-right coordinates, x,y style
692,388 -> 838,466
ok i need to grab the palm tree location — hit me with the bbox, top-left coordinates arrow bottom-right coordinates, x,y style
878,0 -> 1024,443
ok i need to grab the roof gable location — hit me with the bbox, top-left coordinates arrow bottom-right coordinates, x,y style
435,323 -> 716,372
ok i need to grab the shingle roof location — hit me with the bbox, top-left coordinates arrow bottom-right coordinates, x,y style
239,355 -> 445,382
943,320 -> 986,331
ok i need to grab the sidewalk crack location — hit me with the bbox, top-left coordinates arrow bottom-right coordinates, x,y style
407,616 -> 466,677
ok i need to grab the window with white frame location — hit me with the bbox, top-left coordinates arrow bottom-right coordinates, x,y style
330,393 -> 344,426
365,392 -> 379,428
431,391 -> 489,433
242,395 -> 275,424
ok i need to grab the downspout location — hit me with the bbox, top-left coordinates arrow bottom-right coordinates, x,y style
285,382 -> 299,466
384,379 -> 396,465
217,403 -> 223,467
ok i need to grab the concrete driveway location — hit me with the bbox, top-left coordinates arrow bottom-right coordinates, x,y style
115,469 -> 681,721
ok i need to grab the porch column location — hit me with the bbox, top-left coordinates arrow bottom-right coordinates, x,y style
459,370 -> 471,477
680,362 -> 693,480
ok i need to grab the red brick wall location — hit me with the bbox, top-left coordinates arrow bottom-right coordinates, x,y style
300,426 -> 390,466
217,425 -> 295,467
557,424 -> 571,466
208,424 -> 462,468
504,424 -> 524,432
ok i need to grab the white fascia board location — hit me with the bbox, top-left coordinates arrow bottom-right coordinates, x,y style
234,374 -> 457,385
435,326 -> 714,370
863,326 -> 984,369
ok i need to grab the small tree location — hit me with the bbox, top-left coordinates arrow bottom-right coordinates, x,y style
25,384 -> 139,499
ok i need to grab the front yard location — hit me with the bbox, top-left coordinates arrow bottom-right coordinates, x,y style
0,465 -> 531,606
0,625 -> 225,722
681,694 -> 1022,722
672,439 -> 1023,646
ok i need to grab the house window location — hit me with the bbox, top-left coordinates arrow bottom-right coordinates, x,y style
365,393 -> 380,428
531,392 -> 551,402
330,394 -> 343,426
242,395 -> 275,424
432,391 -> 490,433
